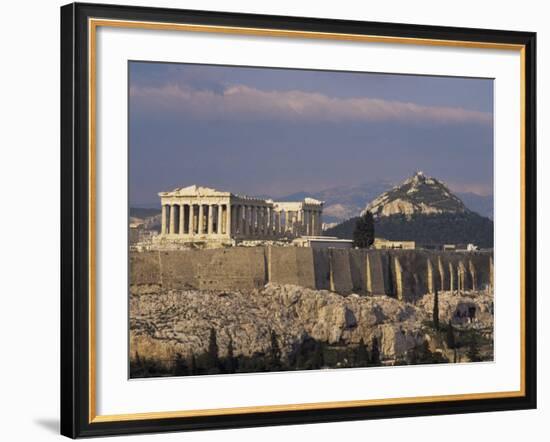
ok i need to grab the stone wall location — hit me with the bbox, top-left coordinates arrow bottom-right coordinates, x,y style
268,247 -> 316,289
130,246 -> 493,299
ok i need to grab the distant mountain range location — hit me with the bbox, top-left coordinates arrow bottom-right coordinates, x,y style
130,174 -> 493,232
455,192 -> 493,220
275,180 -> 394,223
325,172 -> 493,248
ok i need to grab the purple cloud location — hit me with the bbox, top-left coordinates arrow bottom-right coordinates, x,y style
130,83 -> 492,125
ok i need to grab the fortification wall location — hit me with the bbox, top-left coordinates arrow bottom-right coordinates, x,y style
268,247 -> 316,289
130,247 -> 493,299
312,249 -> 331,290
329,249 -> 354,294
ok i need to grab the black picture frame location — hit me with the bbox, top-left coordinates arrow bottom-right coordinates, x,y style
61,2 -> 537,438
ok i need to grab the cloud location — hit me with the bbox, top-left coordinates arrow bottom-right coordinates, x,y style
130,83 -> 492,125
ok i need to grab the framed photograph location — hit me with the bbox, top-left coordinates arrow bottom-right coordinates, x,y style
60,2 -> 536,438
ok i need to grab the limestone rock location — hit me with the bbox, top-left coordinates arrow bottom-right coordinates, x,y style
130,283 -> 492,364
362,171 -> 468,218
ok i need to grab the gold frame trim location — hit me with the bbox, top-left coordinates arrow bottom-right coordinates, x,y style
88,18 -> 527,424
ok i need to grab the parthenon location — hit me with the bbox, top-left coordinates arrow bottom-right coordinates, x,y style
157,185 -> 323,243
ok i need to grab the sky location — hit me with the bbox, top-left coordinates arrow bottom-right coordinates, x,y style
129,61 -> 494,206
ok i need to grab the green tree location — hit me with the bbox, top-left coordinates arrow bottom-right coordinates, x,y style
446,320 -> 456,349
355,338 -> 369,366
189,353 -> 197,375
268,330 -> 282,371
408,346 -> 418,365
410,340 -> 448,365
370,336 -> 381,365
432,289 -> 440,330
466,336 -> 482,362
206,327 -> 220,373
353,211 -> 375,248
224,338 -> 237,374
173,353 -> 188,376
310,342 -> 324,369
295,352 -> 306,370
130,351 -> 166,378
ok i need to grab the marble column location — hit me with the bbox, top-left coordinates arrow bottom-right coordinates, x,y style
161,204 -> 167,234
207,204 -> 214,234
311,211 -> 316,236
179,204 -> 185,235
250,206 -> 256,236
275,211 -> 280,235
258,206 -> 265,236
169,204 -> 175,234
189,204 -> 195,235
286,211 -> 291,234
226,203 -> 232,236
256,207 -> 261,236
242,206 -> 248,236
231,206 -> 237,235
236,206 -> 240,235
288,210 -> 292,233
197,204 -> 203,234
217,204 -> 223,234
246,205 -> 252,236
238,205 -> 244,236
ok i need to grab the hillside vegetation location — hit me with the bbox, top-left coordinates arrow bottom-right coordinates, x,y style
326,212 -> 494,248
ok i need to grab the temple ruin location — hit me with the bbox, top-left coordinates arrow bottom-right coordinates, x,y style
156,185 -> 323,244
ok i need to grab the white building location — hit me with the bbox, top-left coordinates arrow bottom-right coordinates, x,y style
156,185 -> 323,243
293,236 -> 353,249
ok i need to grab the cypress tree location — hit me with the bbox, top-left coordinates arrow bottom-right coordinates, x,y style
466,336 -> 482,362
353,211 -> 375,248
225,337 -> 236,374
356,338 -> 369,366
446,320 -> 456,349
295,343 -> 306,370
173,353 -> 188,376
408,346 -> 418,365
268,330 -> 282,371
370,336 -> 381,365
310,342 -> 324,369
131,351 -> 142,377
206,327 -> 220,373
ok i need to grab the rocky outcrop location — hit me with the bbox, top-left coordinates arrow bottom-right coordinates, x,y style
130,284 -> 493,365
363,171 -> 468,218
